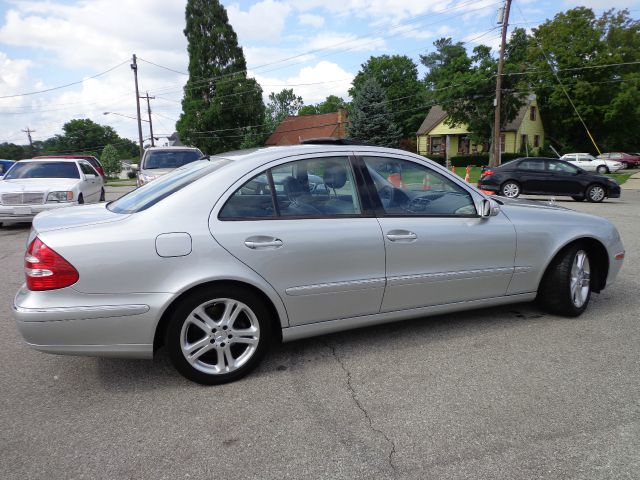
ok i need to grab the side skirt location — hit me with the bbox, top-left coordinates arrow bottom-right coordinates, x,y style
281,292 -> 537,342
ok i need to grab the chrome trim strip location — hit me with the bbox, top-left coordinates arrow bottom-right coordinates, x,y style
514,266 -> 533,274
24,342 -> 153,359
13,304 -> 150,322
285,278 -> 386,296
387,267 -> 513,286
281,292 -> 537,342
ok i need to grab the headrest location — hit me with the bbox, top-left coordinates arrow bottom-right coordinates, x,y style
323,164 -> 347,189
282,176 -> 305,198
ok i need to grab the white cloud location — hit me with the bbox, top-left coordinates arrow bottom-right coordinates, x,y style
305,32 -> 386,52
298,13 -> 325,28
227,1 -> 292,43
253,60 -> 354,104
563,0 -> 640,7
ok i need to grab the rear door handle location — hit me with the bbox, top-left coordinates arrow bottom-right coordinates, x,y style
244,236 -> 283,249
386,230 -> 417,242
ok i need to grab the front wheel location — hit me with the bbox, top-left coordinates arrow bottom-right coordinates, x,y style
586,184 -> 606,203
500,181 -> 521,198
571,195 -> 584,202
538,244 -> 591,316
77,194 -> 84,205
596,165 -> 609,174
99,188 -> 105,202
167,286 -> 273,385
620,162 -> 628,169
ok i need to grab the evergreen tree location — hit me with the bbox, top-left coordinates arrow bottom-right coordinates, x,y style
177,0 -> 265,154
100,144 -> 121,178
348,78 -> 401,147
265,89 -> 304,132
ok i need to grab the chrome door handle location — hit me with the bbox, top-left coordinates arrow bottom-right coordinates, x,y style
244,237 -> 283,249
386,231 -> 417,242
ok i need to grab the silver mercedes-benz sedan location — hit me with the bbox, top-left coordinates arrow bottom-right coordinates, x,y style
12,143 -> 625,384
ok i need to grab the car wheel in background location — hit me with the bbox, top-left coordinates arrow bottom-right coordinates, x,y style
500,181 -> 521,198
77,194 -> 84,205
99,188 -> 105,202
596,165 -> 609,174
166,286 -> 273,385
538,243 -> 591,317
620,162 -> 628,169
586,184 -> 606,203
571,195 -> 584,202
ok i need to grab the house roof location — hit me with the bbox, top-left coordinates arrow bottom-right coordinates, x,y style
416,105 -> 447,135
265,111 -> 347,145
417,95 -> 537,135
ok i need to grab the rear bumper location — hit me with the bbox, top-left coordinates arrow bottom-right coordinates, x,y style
0,203 -> 72,223
12,286 -> 174,359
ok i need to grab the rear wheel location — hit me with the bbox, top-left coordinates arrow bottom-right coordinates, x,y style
77,194 -> 84,205
620,161 -> 628,169
166,286 -> 273,385
596,165 -> 609,174
500,181 -> 521,198
586,184 -> 606,203
99,188 -> 105,202
538,244 -> 591,316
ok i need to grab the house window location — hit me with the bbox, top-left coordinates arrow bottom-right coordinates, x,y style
521,134 -> 528,149
430,136 -> 443,154
458,137 -> 470,155
499,134 -> 505,153
534,135 -> 540,148
530,106 -> 537,121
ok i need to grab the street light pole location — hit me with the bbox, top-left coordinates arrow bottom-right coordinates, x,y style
130,54 -> 144,160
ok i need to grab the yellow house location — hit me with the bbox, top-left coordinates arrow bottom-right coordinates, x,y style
417,96 -> 545,160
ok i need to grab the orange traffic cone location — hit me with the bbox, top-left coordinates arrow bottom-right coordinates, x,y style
466,165 -> 471,175
387,172 -> 403,188
451,165 -> 456,175
464,172 -> 470,183
422,175 -> 431,191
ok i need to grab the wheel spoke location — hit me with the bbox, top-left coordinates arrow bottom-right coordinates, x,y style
230,335 -> 258,346
220,300 -> 240,327
223,348 -> 235,369
215,348 -> 227,371
187,343 -> 215,365
183,336 -> 210,355
191,305 -> 216,329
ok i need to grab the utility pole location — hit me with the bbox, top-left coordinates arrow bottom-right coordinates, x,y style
22,127 -> 35,155
130,54 -> 144,160
140,92 -> 156,147
491,0 -> 512,167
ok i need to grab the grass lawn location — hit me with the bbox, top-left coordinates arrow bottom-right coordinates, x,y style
106,179 -> 137,187
605,172 -> 632,185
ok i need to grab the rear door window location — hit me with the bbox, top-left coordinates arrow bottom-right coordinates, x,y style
517,159 -> 546,171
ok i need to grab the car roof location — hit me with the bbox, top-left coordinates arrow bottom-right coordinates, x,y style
21,157 -> 82,163
145,146 -> 201,151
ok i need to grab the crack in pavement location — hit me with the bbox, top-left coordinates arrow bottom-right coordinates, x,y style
324,341 -> 398,474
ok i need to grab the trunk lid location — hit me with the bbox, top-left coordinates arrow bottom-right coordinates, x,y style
33,203 -> 129,232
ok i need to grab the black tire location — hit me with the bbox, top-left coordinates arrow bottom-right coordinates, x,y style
500,181 -> 521,198
620,162 -> 628,169
99,188 -> 105,202
571,195 -> 584,202
166,286 -> 273,385
596,165 -> 609,174
538,243 -> 592,317
586,184 -> 606,203
77,194 -> 84,205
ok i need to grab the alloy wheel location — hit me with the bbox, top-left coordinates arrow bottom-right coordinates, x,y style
570,251 -> 590,308
180,298 -> 260,375
501,182 -> 520,198
588,185 -> 605,202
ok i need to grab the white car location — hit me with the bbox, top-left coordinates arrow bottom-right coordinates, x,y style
560,153 -> 623,173
0,158 -> 104,225
132,146 -> 203,187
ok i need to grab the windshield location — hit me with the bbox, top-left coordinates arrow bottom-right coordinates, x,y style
4,161 -> 80,180
143,150 -> 202,170
108,159 -> 229,214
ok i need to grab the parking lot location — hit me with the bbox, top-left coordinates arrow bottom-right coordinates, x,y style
1,187 -> 639,479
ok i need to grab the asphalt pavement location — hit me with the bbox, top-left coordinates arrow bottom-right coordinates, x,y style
1,185 -> 639,479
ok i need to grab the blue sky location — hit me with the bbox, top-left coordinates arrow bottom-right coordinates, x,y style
0,0 -> 638,146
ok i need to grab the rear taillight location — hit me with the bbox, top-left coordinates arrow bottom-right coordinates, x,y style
25,238 -> 79,291
481,169 -> 495,177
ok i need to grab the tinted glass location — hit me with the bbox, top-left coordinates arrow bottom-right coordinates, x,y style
143,150 -> 202,169
219,173 -> 275,219
363,156 -> 476,216
4,161 -> 80,179
108,160 -> 227,214
548,161 -> 578,173
517,159 -> 545,171
272,157 -> 361,217
79,162 -> 97,175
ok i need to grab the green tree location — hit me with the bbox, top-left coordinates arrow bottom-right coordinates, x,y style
100,144 -> 121,178
421,33 -> 528,162
265,88 -> 304,132
0,142 -> 28,160
176,0 -> 265,154
348,78 -> 401,147
43,119 -> 119,155
526,8 -> 640,152
350,55 -> 426,138
298,95 -> 347,116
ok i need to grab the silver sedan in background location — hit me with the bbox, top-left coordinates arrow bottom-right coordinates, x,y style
12,144 -> 625,384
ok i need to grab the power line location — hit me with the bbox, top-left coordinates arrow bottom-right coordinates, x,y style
0,60 -> 129,99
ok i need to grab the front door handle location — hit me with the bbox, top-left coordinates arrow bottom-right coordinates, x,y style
244,236 -> 283,249
386,230 -> 417,242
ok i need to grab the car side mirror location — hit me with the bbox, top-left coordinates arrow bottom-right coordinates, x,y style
85,173 -> 96,179
479,198 -> 500,218
131,164 -> 139,171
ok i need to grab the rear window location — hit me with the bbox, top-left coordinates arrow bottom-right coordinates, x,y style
107,160 -> 228,214
4,161 -> 80,179
143,150 -> 202,170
